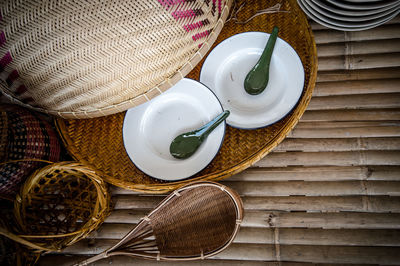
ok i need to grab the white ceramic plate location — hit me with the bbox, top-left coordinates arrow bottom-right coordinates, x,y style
325,0 -> 399,10
305,0 -> 400,22
299,0 -> 400,31
123,78 -> 225,181
342,0 -> 388,2
342,0 -> 389,2
301,0 -> 400,28
200,32 -> 304,129
312,0 -> 400,16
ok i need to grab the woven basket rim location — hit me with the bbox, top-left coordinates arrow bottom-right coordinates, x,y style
0,1 -> 233,119
0,105 -> 62,200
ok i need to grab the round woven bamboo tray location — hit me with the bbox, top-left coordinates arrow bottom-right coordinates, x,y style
56,0 -> 318,193
10,161 -> 111,251
0,0 -> 232,119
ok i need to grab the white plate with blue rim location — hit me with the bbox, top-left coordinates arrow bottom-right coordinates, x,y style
200,31 -> 304,129
123,78 -> 225,181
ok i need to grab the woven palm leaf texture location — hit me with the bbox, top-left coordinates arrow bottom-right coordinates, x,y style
0,0 -> 232,118
0,105 -> 61,201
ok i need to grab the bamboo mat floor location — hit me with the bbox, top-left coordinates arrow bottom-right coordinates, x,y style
39,17 -> 400,265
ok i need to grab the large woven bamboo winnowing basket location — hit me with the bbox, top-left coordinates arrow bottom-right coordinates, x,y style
0,0 -> 232,119
0,161 -> 111,252
74,181 -> 244,265
56,0 -> 318,193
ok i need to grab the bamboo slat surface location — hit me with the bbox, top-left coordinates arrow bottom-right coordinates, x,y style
38,16 -> 400,265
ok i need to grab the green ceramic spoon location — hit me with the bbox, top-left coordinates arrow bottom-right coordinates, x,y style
244,26 -> 279,95
170,110 -> 230,159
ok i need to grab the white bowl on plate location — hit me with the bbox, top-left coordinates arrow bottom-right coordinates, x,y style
200,32 -> 304,129
123,78 -> 225,181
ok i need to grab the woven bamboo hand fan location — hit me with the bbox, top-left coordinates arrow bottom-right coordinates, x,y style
0,0 -> 232,119
75,181 -> 243,265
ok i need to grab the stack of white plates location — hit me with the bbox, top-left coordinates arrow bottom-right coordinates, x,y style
297,0 -> 400,31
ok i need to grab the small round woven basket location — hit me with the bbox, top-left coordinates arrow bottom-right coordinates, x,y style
0,105 -> 61,201
0,0 -> 232,118
10,161 -> 111,252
